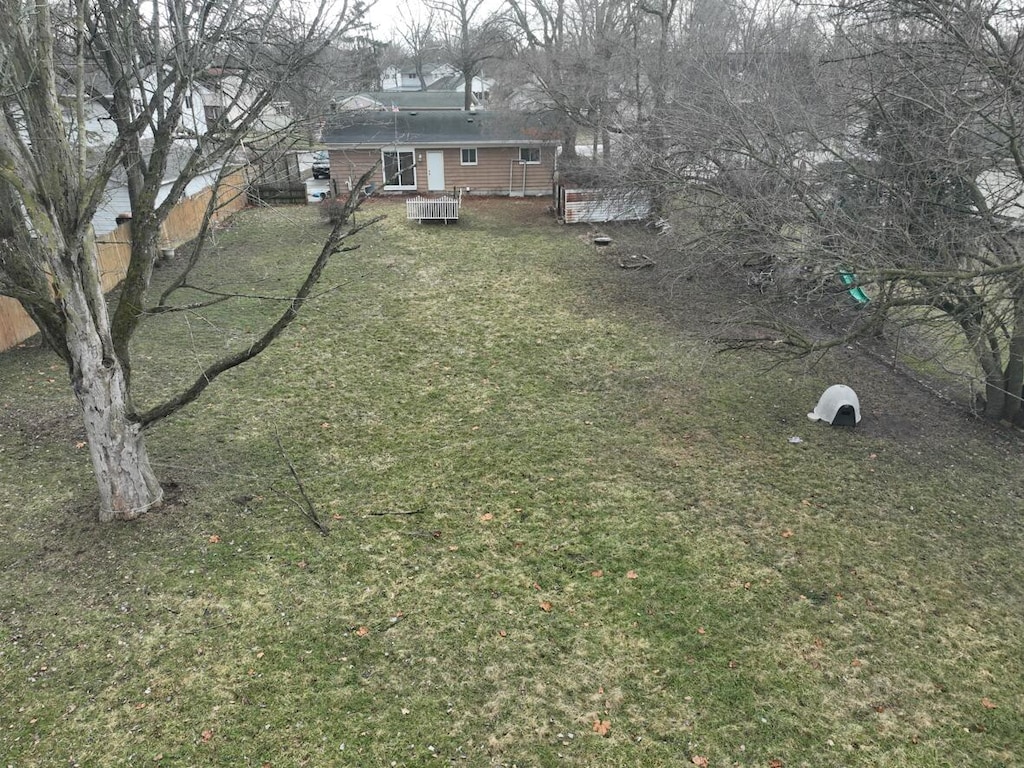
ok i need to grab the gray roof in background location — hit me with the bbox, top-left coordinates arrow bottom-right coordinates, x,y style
333,91 -> 468,110
321,110 -> 561,147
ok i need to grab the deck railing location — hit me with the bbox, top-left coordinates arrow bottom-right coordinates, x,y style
406,195 -> 460,223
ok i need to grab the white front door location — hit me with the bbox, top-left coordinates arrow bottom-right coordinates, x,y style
426,151 -> 446,192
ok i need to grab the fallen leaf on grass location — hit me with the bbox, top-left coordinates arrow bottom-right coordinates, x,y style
479,512 -> 494,522
780,529 -> 794,538
208,535 -> 221,544
355,626 -> 370,637
200,729 -> 213,743
626,570 -> 639,579
592,719 -> 611,736
981,697 -> 998,709
74,441 -> 87,449
591,569 -> 604,578
691,756 -> 709,767
769,760 -> 783,768
697,626 -> 706,635
540,601 -> 553,612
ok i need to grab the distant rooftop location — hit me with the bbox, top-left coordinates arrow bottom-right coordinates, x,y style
332,91 -> 468,111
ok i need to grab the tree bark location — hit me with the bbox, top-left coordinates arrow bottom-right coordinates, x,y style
74,352 -> 163,521
59,235 -> 163,521
1003,290 -> 1024,423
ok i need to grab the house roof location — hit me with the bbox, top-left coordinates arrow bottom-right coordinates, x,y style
333,91 -> 467,111
321,110 -> 561,148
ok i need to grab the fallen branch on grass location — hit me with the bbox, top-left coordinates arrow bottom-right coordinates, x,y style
618,254 -> 656,270
272,433 -> 329,536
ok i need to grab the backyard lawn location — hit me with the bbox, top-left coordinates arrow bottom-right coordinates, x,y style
0,198 -> 1021,766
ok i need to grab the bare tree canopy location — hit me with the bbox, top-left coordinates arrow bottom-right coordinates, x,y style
0,0 -> 372,520
614,0 -> 1024,423
430,0 -> 508,108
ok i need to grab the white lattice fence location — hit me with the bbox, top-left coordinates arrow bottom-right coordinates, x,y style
406,195 -> 460,222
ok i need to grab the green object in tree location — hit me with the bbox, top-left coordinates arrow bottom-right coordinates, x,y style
839,271 -> 870,304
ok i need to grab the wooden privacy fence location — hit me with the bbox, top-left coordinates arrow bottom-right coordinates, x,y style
0,169 -> 249,353
406,195 -> 461,223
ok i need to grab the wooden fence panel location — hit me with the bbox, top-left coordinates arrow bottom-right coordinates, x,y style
0,297 -> 41,352
0,169 -> 251,353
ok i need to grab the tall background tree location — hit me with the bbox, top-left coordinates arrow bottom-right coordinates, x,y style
0,0 -> 372,520
505,0 -> 634,159
431,0 -> 508,109
394,0 -> 442,90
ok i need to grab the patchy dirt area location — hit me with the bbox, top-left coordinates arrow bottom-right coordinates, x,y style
564,215 -> 1024,462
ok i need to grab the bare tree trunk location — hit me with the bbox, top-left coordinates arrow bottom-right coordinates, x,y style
74,352 -> 163,521
462,65 -> 475,110
59,236 -> 162,520
1003,291 -> 1024,423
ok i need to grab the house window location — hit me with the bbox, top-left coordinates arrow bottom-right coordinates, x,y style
519,147 -> 541,164
382,149 -> 416,189
460,148 -> 478,166
204,104 -> 226,126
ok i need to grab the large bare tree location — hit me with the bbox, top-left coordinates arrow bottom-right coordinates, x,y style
0,0 -> 374,520
505,0 -> 635,159
394,0 -> 442,90
431,0 -> 508,109
622,0 -> 1024,423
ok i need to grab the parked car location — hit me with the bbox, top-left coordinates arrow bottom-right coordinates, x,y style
312,151 -> 330,179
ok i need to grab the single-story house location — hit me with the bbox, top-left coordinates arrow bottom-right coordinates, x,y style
320,110 -> 560,197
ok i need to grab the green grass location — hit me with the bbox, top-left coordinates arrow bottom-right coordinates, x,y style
1,199 -> 1022,766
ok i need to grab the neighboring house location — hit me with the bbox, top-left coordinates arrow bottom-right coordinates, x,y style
427,72 -> 494,104
77,66 -> 294,233
320,110 -> 560,197
381,63 -> 457,92
331,91 -> 468,112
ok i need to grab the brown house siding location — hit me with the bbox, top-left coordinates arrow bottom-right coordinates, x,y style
326,146 -> 553,197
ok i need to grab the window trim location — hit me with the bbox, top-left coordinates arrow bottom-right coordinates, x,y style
460,147 -> 478,166
519,147 -> 541,165
381,147 -> 417,190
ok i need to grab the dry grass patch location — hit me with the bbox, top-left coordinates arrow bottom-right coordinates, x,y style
1,199 -> 1023,766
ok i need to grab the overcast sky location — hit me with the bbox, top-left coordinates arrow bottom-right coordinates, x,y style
362,0 -> 505,40
364,0 -> 430,38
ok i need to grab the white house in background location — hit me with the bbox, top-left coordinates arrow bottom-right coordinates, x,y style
77,66 -> 294,234
381,63 -> 456,91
